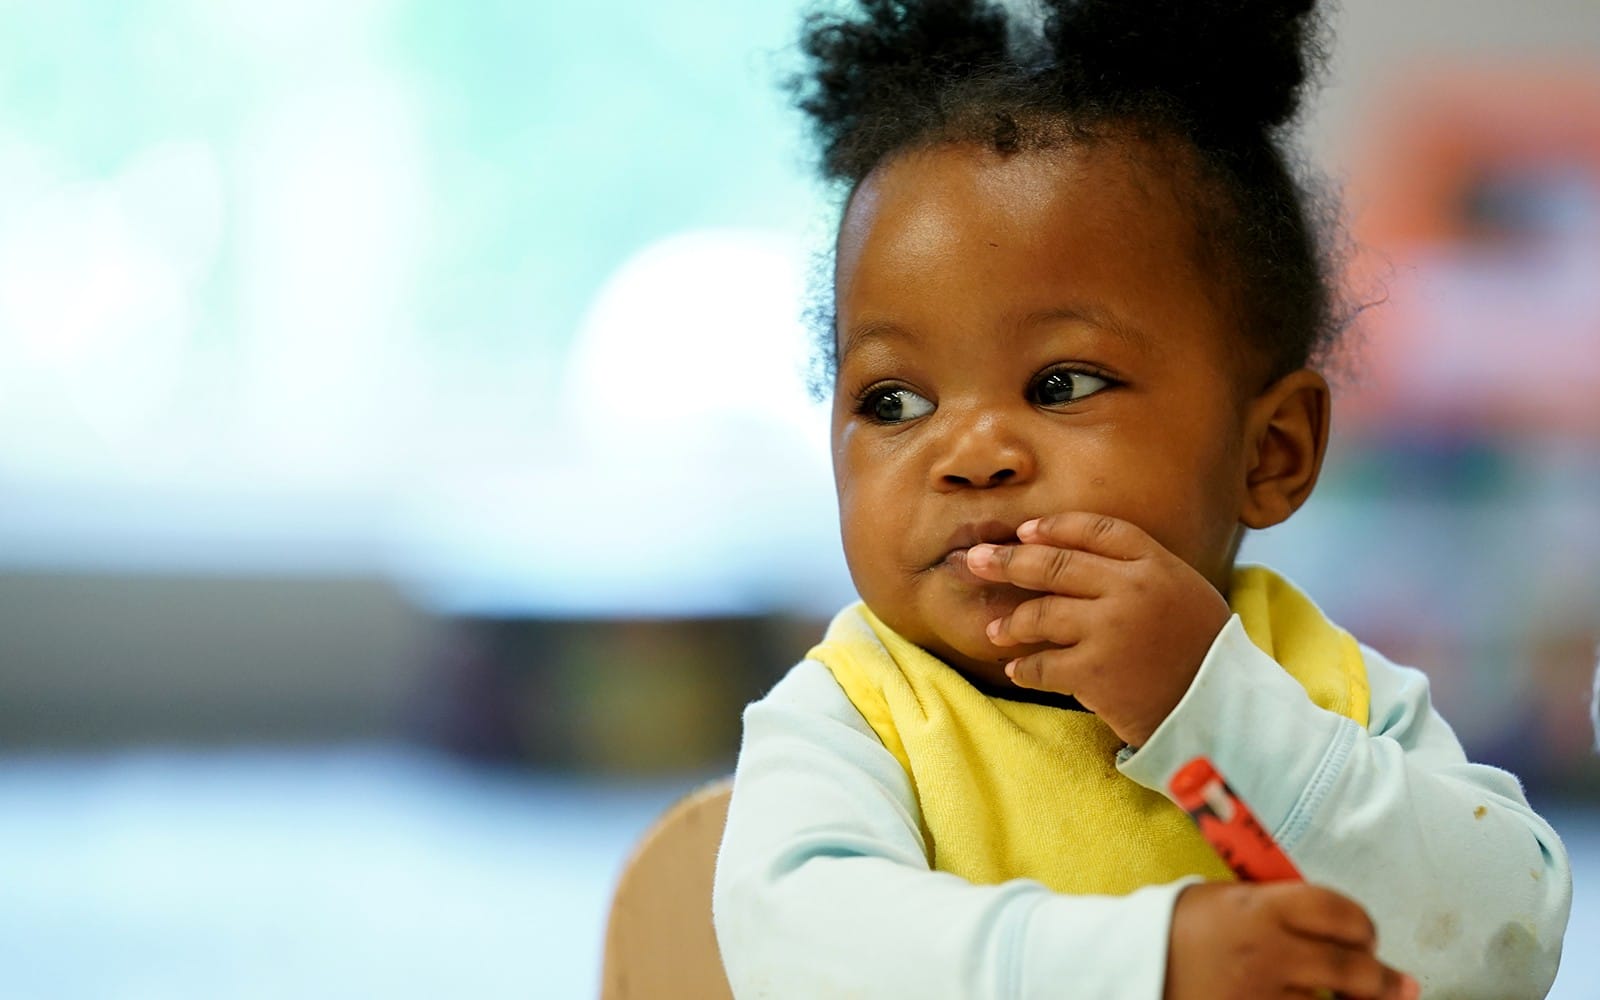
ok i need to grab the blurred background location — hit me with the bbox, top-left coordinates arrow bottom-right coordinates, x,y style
0,1 -> 1596,997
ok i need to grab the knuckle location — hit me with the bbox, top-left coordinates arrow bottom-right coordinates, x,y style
1357,965 -> 1392,997
1029,598 -> 1057,633
1019,650 -> 1068,692
1090,514 -> 1118,543
1046,546 -> 1076,582
1327,952 -> 1385,995
1320,891 -> 1376,943
1014,602 -> 1044,640
1323,942 -> 1354,973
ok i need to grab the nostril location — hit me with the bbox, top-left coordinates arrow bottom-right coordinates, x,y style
943,469 -> 1015,488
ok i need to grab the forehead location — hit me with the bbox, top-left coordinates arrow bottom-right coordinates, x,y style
834,141 -> 1233,367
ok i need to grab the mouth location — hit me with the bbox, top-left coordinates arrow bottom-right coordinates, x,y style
932,520 -> 1024,580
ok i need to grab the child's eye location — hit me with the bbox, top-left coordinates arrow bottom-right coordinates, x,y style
859,386 -> 935,423
1030,367 -> 1112,406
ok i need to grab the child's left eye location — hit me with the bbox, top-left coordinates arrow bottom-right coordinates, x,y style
1030,368 -> 1112,406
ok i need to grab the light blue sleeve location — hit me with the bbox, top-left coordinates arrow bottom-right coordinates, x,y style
712,659 -> 1192,1000
1118,615 -> 1573,999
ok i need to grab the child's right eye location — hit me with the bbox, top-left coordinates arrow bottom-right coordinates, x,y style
859,386 -> 934,423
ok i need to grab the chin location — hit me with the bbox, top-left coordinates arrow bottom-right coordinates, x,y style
939,586 -> 1029,638
924,629 -> 1016,685
879,585 -> 1031,674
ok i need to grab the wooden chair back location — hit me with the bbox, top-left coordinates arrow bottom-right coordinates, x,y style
600,778 -> 735,999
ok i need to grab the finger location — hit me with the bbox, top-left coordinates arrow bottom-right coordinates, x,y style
1274,885 -> 1379,949
1016,511 -> 1152,560
1004,647 -> 1079,693
1283,937 -> 1415,1000
988,594 -> 1090,647
964,542 -> 1119,595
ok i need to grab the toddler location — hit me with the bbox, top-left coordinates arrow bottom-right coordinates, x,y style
712,0 -> 1573,996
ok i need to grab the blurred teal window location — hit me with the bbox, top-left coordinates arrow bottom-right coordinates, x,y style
0,1 -> 851,616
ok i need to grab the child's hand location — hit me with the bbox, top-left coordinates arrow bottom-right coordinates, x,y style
1167,882 -> 1420,1000
964,512 -> 1231,746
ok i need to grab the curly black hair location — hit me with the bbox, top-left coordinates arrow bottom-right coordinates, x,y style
791,0 -> 1350,389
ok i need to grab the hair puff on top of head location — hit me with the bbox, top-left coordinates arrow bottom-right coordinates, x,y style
796,0 -> 1014,182
1047,0 -> 1325,141
793,0 -> 1328,184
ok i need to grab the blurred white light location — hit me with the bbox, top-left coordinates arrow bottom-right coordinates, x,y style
560,227 -> 824,448
0,141 -> 221,475
399,228 -> 854,618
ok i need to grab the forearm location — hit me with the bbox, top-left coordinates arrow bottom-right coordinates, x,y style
716,845 -> 1186,999
1291,724 -> 1567,995
1121,619 -> 1571,997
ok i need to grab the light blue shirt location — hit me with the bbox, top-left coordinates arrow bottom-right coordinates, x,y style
713,615 -> 1572,998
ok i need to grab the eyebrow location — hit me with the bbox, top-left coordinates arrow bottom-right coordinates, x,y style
838,320 -> 918,364
838,302 -> 1150,363
1016,305 -> 1152,350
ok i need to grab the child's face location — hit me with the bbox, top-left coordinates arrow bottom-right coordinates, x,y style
831,141 -> 1262,687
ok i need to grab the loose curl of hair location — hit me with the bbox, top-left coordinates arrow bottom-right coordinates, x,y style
790,0 -> 1354,393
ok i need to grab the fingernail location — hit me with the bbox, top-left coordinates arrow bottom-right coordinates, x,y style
1003,660 -> 1017,680
1017,518 -> 1040,538
967,544 -> 995,568
986,619 -> 1002,640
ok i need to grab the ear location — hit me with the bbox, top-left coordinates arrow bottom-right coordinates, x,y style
1239,368 -> 1331,530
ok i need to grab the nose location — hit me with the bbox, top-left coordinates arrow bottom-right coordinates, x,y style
929,407 -> 1037,490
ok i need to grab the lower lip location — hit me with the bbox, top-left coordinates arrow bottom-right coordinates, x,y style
939,550 -> 1031,606
940,549 -> 983,585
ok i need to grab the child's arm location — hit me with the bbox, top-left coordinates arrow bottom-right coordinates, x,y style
713,659 -> 1183,999
713,661 -> 1408,999
1117,626 -> 1572,997
967,512 -> 1571,996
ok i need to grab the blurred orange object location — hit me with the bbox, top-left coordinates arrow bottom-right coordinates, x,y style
1341,67 -> 1600,439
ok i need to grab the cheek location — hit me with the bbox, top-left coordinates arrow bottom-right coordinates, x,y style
831,431 -> 863,526
831,435 -> 876,558
835,473 -> 888,558
830,414 -> 860,493
835,486 -> 900,609
1160,425 -> 1249,566
1057,416 -> 1244,563
832,433 -> 914,593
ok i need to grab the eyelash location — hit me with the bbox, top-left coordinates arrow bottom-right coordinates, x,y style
1028,364 -> 1119,406
850,365 -> 1120,423
850,381 -> 925,423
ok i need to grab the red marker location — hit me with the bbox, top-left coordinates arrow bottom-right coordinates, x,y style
1169,756 -> 1302,883
1174,759 -> 1360,1000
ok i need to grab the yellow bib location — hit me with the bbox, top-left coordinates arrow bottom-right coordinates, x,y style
807,565 -> 1369,896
